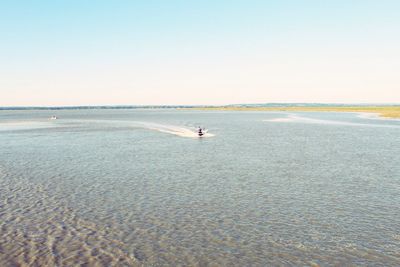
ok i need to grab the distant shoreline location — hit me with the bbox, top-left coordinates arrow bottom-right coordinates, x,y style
0,105 -> 193,110
188,105 -> 400,119
1,104 -> 399,119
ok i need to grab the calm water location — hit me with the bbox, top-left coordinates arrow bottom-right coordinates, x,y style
0,109 -> 399,266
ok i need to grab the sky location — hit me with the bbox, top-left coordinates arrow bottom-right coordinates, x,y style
1,0 -> 399,106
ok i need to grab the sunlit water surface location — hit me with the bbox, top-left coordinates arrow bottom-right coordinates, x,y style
0,110 -> 399,266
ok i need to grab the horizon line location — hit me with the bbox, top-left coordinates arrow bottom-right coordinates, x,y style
1,102 -> 399,110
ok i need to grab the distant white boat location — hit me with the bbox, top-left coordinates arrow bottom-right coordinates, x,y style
50,116 -> 58,120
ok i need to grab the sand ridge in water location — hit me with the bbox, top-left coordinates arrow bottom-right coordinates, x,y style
264,114 -> 400,128
356,112 -> 400,121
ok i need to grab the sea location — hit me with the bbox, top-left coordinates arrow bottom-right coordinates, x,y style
0,109 -> 399,266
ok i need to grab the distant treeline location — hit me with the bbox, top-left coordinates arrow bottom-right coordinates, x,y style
0,105 -> 207,110
0,103 -> 398,110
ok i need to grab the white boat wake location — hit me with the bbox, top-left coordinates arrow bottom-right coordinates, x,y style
85,120 -> 215,138
0,121 -> 59,131
0,119 -> 216,137
132,121 -> 214,138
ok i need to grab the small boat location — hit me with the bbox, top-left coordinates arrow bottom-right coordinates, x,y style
50,116 -> 58,120
198,127 -> 205,137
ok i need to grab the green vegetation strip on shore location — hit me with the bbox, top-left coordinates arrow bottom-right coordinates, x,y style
190,106 -> 400,118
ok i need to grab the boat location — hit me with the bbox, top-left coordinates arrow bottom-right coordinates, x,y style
198,127 -> 205,137
50,116 -> 58,120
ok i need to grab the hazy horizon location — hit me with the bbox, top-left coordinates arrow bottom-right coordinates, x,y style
1,102 -> 400,109
1,1 -> 400,106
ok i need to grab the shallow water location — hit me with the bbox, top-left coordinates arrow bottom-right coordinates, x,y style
1,109 -> 399,266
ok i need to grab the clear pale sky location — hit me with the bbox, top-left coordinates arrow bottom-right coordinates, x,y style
1,0 -> 399,106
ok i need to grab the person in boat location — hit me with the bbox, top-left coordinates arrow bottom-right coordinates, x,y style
198,127 -> 203,136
